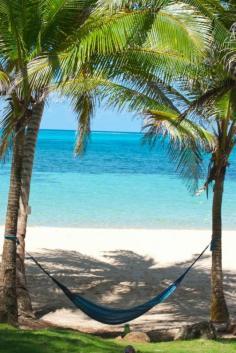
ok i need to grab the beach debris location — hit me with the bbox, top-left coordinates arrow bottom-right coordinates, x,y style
227,320 -> 236,335
123,331 -> 150,343
214,322 -> 228,333
147,328 -> 180,342
124,345 -> 136,353
174,321 -> 216,340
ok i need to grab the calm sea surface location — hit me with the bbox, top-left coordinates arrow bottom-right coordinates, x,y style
0,130 -> 236,229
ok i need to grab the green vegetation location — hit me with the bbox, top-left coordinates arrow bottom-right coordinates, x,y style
0,325 -> 235,353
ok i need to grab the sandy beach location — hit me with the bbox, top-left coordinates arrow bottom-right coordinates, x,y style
0,227 -> 235,334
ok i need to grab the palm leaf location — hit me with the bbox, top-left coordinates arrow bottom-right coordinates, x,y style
72,92 -> 95,155
144,108 -> 216,192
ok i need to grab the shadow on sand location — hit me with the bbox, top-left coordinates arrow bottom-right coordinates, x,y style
25,249 -> 236,330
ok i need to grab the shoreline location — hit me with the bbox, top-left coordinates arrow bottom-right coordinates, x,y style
0,226 -> 234,267
0,226 -> 235,333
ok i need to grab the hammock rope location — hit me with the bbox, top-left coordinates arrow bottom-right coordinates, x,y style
24,241 -> 211,325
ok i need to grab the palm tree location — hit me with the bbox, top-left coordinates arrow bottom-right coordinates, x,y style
0,0 -> 36,322
0,0 -> 124,324
0,119 -> 25,325
16,99 -> 45,318
103,53 -> 235,323
133,44 -> 236,323
144,92 -> 236,323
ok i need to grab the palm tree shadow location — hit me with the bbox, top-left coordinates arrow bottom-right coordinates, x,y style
25,249 -> 236,330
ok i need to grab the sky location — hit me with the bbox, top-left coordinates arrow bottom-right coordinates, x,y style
40,99 -> 143,132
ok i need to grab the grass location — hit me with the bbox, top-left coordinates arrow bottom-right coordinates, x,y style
0,324 -> 235,353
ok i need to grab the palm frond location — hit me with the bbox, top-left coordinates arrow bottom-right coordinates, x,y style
0,101 -> 19,159
144,108 -> 216,192
72,92 -> 95,155
179,79 -> 236,122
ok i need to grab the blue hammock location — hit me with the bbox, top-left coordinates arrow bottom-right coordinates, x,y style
27,243 -> 209,325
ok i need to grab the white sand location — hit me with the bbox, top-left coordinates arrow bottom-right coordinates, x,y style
0,227 -> 235,333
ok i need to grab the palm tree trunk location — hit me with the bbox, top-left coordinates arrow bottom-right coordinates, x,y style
16,101 -> 44,319
0,122 -> 25,325
211,168 -> 229,323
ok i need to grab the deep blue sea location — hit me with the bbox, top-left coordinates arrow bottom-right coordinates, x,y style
0,130 -> 236,229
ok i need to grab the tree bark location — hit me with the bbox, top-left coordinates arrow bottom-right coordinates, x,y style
16,101 -> 44,319
211,168 -> 229,323
0,122 -> 25,325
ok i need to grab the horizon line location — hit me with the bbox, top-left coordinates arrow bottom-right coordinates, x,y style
39,128 -> 143,134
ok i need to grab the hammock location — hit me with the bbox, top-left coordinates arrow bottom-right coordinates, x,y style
26,242 -> 210,325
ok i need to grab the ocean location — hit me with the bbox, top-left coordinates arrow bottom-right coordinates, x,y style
0,130 -> 236,229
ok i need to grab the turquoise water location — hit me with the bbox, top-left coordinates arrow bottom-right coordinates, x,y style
0,130 -> 236,229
